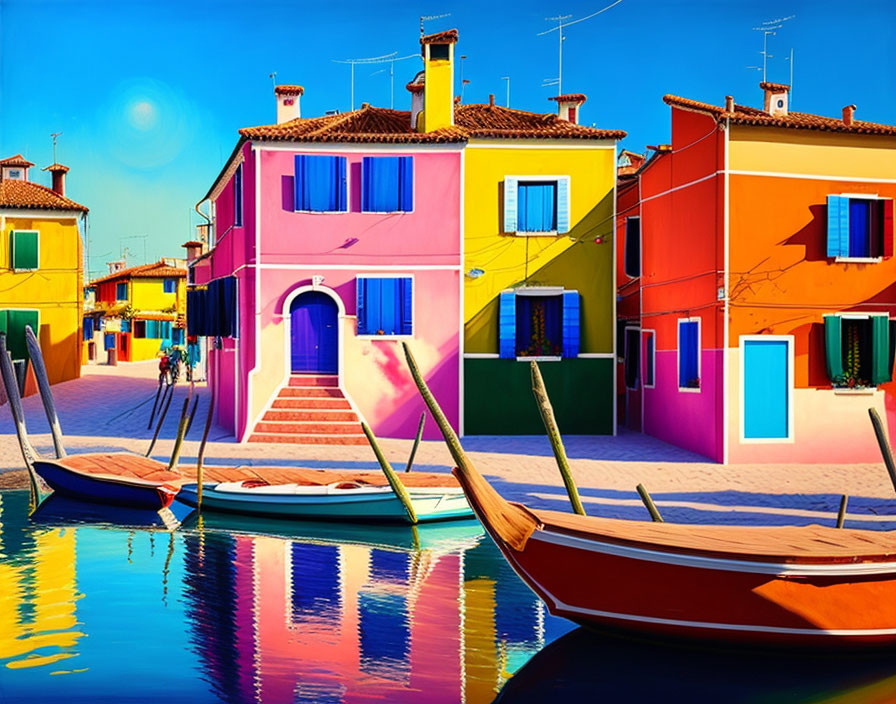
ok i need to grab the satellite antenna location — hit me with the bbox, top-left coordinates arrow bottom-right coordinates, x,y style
50,132 -> 62,164
537,0 -> 623,95
751,15 -> 794,83
420,12 -> 451,37
785,48 -> 795,105
334,52 -> 418,110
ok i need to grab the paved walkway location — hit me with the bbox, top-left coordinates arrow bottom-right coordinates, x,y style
2,362 -> 895,527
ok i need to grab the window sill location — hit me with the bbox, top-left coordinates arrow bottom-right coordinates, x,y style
510,231 -> 560,237
361,210 -> 413,215
832,387 -> 877,395
678,386 -> 701,393
516,355 -> 562,362
834,257 -> 882,264
357,334 -> 414,340
294,209 -> 348,215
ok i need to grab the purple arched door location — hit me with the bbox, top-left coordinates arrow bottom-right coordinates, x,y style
290,292 -> 338,373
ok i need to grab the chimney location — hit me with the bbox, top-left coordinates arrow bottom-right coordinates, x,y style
760,82 -> 790,117
107,259 -> 126,275
725,95 -> 734,113
182,241 -> 204,263
406,72 -> 425,129
274,85 -> 303,124
842,104 -> 857,126
0,154 -> 34,181
43,163 -> 69,197
488,93 -> 495,107
548,94 -> 587,124
418,29 -> 458,133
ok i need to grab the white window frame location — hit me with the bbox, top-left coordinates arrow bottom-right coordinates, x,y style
833,193 -> 887,263
360,155 -> 416,214
829,312 -> 889,392
624,325 -> 640,390
355,273 -> 415,340
513,286 -> 565,362
293,153 -> 350,215
739,334 -> 795,444
642,328 -> 656,389
677,316 -> 702,393
10,230 -> 39,272
115,281 -> 128,302
505,175 -> 571,237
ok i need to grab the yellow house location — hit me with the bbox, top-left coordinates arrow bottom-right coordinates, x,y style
87,260 -> 187,362
0,155 -> 86,385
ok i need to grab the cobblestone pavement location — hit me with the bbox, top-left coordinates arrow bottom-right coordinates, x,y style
2,362 -> 895,526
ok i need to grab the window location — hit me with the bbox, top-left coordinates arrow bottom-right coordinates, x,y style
120,319 -> 131,333
0,310 -> 39,360
234,163 -> 243,227
643,330 -> 655,388
827,195 -> 894,259
294,155 -> 347,212
163,278 -> 176,294
357,277 -> 413,336
116,282 -> 128,301
8,169 -> 21,179
503,177 -> 570,235
624,217 -> 640,277
132,320 -> 146,338
678,319 -> 700,390
104,333 -> 116,350
498,289 -> 580,360
10,231 -> 38,271
429,43 -> 450,60
362,156 -> 414,212
624,327 -> 640,389
83,317 -> 94,341
824,314 -> 892,388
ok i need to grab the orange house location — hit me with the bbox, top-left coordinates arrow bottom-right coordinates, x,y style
623,82 -> 896,463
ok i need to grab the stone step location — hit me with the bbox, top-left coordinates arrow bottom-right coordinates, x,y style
272,398 -> 352,410
279,387 -> 343,398
263,409 -> 358,422
253,421 -> 363,435
288,375 -> 339,388
248,433 -> 368,446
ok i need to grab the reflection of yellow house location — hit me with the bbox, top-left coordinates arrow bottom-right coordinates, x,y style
0,494 -> 84,670
0,155 -> 87,384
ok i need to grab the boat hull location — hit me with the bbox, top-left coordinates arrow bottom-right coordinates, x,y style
176,484 -> 473,524
33,459 -> 179,511
498,526 -> 896,647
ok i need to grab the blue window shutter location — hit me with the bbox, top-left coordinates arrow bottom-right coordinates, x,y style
379,278 -> 398,334
366,278 -> 383,333
562,291 -> 580,358
356,278 -> 367,334
498,292 -> 516,358
399,157 -> 413,211
363,157 -> 401,212
336,156 -> 347,212
362,157 -> 372,212
503,178 -> 518,233
827,195 -> 849,257
104,333 -> 115,350
557,177 -> 570,233
121,319 -> 130,333
294,155 -> 306,210
400,278 -> 413,334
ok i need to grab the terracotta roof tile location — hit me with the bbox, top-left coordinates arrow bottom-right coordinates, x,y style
455,103 -> 625,140
406,81 -> 424,93
663,93 -> 896,136
42,163 -> 70,173
0,154 -> 34,168
0,179 -> 87,212
759,81 -> 790,92
275,85 -> 304,95
90,260 -> 187,286
548,93 -> 587,103
421,29 -> 458,44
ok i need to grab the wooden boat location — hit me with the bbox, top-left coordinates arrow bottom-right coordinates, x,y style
176,466 -> 473,523
400,341 -> 896,648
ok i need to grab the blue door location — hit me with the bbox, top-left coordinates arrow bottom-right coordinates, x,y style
290,292 -> 338,373
744,339 -> 790,439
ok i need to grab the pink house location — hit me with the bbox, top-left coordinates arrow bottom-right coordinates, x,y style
192,79 -> 463,443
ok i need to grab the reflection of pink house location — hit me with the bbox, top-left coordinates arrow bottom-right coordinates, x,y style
194,71 -> 462,442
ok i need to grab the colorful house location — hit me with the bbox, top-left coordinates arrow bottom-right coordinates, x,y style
194,28 -> 624,442
87,260 -> 187,362
623,82 -> 896,463
0,155 -> 87,384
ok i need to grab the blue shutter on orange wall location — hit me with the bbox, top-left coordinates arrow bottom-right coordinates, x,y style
556,177 -> 571,233
400,278 -> 413,334
562,291 -> 580,358
884,198 -> 894,258
498,292 -> 516,358
503,178 -> 518,233
826,195 -> 849,258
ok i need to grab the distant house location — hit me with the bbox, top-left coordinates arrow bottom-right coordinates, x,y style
621,82 -> 896,463
87,260 -> 187,362
0,154 -> 87,384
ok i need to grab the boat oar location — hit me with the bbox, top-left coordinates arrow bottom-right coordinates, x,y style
24,326 -> 66,459
530,362 -> 586,516
195,387 -> 216,511
146,385 -> 175,458
167,397 -> 191,471
185,395 -> 199,436
404,412 -> 426,473
868,408 -> 896,494
836,495 -> 848,529
636,484 -> 664,522
362,422 -> 418,524
148,379 -> 165,430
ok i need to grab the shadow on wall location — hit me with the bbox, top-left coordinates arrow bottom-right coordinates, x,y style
781,203 -> 826,261
466,190 -> 615,353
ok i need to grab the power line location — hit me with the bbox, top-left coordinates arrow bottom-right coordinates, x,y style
333,52 -> 419,110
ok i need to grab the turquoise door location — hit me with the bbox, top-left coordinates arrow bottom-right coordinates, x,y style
744,339 -> 790,439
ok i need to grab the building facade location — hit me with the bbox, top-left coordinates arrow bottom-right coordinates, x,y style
0,155 -> 86,384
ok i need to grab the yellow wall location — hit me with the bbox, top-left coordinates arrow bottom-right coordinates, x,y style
420,43 -> 454,133
130,277 -> 185,316
0,214 -> 82,384
463,142 -> 617,353
730,126 -> 896,178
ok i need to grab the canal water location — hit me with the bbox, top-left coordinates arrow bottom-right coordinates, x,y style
3,488 -> 896,703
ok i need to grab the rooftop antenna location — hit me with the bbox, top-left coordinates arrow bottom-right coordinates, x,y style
459,55 -> 468,102
501,76 -> 510,108
785,48 -> 795,106
420,12 -> 451,37
50,132 -> 62,164
538,0 -> 623,95
751,14 -> 794,83
334,52 -> 418,111
268,72 -> 277,90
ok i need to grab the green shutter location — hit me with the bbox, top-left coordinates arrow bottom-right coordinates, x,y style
11,231 -> 39,270
5,310 -> 38,360
824,315 -> 843,382
872,315 -> 891,386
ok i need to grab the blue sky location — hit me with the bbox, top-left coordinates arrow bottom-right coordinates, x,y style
2,0 -> 894,279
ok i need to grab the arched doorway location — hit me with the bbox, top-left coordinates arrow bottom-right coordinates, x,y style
289,291 -> 338,373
